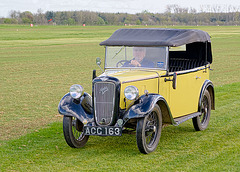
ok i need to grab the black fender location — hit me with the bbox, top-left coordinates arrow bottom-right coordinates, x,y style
199,80 -> 215,111
122,94 -> 176,125
58,92 -> 94,124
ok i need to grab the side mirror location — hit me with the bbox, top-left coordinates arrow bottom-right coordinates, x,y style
96,57 -> 101,66
96,57 -> 104,73
172,72 -> 177,89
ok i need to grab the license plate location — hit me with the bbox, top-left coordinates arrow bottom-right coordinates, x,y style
84,126 -> 122,136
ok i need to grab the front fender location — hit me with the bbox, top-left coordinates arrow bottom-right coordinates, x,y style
123,94 -> 175,125
58,92 -> 94,124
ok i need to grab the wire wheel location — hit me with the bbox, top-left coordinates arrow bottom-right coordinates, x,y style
136,104 -> 162,154
145,112 -> 159,146
193,90 -> 211,131
63,116 -> 89,148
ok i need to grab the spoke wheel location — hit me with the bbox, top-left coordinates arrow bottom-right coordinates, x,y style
192,90 -> 211,131
136,104 -> 162,154
63,116 -> 89,148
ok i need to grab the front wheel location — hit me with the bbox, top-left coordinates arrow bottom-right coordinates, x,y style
192,89 -> 211,131
63,116 -> 89,148
136,104 -> 162,154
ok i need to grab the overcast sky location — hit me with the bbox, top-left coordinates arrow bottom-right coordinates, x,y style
1,0 -> 240,17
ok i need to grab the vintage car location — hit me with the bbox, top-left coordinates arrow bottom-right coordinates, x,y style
58,28 -> 215,154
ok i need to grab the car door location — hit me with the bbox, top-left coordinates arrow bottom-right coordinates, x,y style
167,68 -> 209,118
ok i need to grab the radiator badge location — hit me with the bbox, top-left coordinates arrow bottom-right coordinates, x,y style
99,86 -> 109,95
100,77 -> 108,81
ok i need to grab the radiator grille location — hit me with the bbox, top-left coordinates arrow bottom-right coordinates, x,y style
94,82 -> 115,126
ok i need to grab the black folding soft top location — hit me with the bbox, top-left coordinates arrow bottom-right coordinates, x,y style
100,28 -> 211,47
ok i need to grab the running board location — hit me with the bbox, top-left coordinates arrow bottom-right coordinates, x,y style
173,112 -> 201,126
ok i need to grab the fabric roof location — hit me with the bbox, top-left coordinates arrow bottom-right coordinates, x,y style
100,28 -> 211,47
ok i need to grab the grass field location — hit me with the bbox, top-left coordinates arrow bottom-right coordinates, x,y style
0,25 -> 239,171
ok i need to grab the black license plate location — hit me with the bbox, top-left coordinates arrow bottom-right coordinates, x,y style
84,126 -> 122,136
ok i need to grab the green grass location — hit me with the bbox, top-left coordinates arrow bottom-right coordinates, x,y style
0,82 -> 239,171
0,25 -> 240,171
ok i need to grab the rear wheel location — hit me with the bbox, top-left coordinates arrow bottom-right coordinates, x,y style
192,90 -> 211,131
136,104 -> 162,154
63,116 -> 89,148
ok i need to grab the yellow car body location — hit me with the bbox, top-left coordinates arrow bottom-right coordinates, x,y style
105,65 -> 210,119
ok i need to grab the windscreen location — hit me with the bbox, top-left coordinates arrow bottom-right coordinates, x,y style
105,46 -> 168,69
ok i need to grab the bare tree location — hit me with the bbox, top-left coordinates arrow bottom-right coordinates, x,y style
34,9 -> 47,25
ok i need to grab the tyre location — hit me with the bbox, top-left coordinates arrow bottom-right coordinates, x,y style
63,116 -> 89,148
192,89 -> 211,131
136,104 -> 162,154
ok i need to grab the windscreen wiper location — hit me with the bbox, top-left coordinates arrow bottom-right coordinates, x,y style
112,46 -> 124,59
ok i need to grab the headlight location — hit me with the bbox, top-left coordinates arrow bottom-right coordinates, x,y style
124,86 -> 139,100
70,84 -> 84,99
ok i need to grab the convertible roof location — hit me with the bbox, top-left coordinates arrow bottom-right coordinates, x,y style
100,28 -> 211,47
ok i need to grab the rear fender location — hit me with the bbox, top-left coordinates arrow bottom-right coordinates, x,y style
123,94 -> 175,125
199,80 -> 215,110
58,92 -> 94,124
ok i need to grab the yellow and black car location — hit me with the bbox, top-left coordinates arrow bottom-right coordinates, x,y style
58,28 -> 215,154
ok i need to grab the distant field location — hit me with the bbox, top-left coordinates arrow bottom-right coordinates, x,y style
0,25 -> 239,171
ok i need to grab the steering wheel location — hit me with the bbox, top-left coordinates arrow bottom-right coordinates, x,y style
116,60 -> 130,67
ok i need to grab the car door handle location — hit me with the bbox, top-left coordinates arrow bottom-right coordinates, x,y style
196,76 -> 201,79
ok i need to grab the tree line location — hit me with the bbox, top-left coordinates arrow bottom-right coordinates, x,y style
1,5 -> 240,26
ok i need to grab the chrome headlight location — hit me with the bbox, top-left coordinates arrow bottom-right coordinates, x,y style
124,86 -> 139,100
70,84 -> 84,99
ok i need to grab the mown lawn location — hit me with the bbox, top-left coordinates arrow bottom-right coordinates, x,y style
0,25 -> 239,171
0,82 -> 239,171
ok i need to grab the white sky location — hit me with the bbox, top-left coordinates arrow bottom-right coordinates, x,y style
0,0 -> 240,17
